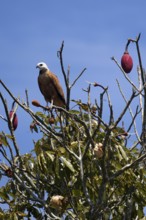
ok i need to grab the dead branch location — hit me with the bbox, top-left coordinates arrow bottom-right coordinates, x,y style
0,92 -> 20,157
116,79 -> 141,142
114,89 -> 137,128
70,68 -> 87,89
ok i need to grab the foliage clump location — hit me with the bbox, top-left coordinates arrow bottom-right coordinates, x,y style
0,35 -> 146,219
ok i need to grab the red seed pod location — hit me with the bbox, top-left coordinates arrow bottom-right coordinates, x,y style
48,117 -> 55,124
32,100 -> 41,107
121,51 -> 133,73
5,168 -> 13,178
9,101 -> 18,131
9,111 -> 18,131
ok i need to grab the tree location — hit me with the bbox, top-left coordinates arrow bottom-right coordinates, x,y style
0,34 -> 146,220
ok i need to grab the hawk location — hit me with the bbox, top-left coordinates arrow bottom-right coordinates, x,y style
36,62 -> 66,108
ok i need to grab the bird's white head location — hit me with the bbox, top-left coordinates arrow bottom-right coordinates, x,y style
36,62 -> 49,70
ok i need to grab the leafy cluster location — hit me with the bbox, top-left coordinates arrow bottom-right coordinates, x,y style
0,35 -> 146,220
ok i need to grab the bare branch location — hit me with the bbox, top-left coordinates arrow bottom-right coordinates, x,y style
114,89 -> 137,128
0,148 -> 12,165
70,68 -> 87,89
57,41 -> 67,87
78,134 -> 93,207
116,79 -> 141,142
111,57 -> 141,94
25,89 -> 29,107
2,132 -> 14,162
137,66 -> 144,121
105,89 -> 114,125
0,92 -> 20,157
0,114 -> 7,122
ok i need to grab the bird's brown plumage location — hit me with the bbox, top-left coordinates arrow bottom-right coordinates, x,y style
37,63 -> 66,108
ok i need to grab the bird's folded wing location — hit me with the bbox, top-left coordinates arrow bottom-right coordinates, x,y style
48,71 -> 66,105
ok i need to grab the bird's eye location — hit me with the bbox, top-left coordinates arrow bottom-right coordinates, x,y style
40,64 -> 43,66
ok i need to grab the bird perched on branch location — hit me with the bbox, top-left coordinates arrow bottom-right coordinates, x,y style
36,62 -> 66,108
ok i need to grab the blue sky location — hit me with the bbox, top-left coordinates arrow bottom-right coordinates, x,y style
0,0 -> 146,215
0,1 -> 146,153
0,0 -> 146,193
1,1 -> 146,98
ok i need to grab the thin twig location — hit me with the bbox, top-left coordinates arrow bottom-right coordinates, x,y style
111,57 -> 141,94
57,41 -> 70,110
0,148 -> 12,165
2,132 -> 14,162
113,89 -> 137,128
78,133 -> 93,208
57,41 -> 67,87
0,92 -> 20,157
116,79 -> 141,142
0,114 -> 7,122
70,68 -> 87,89
105,89 -> 114,125
25,89 -> 29,107
137,66 -> 144,121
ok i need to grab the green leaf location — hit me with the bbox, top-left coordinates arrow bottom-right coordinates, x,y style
16,211 -> 27,217
35,111 -> 46,118
70,141 -> 78,148
68,175 -> 77,187
45,151 -> 55,162
118,145 -> 128,161
60,156 -> 75,173
0,212 -> 4,218
0,190 -> 9,201
58,147 -> 66,154
115,145 -> 123,161
68,109 -> 80,114
34,140 -> 42,155
33,123 -> 38,133
66,210 -> 77,219
0,135 -> 7,146
72,189 -> 82,197
38,153 -> 47,171
12,213 -> 18,220
5,134 -> 13,140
